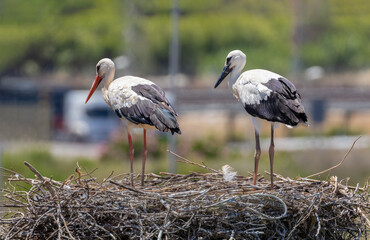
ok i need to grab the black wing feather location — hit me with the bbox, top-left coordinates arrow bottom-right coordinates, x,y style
115,84 -> 181,134
244,77 -> 308,126
132,84 -> 178,116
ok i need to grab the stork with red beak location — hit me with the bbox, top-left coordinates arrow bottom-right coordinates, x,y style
85,58 -> 181,186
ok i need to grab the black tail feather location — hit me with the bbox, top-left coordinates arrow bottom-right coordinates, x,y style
151,108 -> 181,134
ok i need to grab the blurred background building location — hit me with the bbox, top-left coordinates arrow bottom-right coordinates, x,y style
0,0 -> 369,185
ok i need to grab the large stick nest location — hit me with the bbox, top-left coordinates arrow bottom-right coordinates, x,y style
1,162 -> 369,240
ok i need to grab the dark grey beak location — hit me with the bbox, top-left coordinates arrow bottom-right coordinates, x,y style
214,64 -> 232,88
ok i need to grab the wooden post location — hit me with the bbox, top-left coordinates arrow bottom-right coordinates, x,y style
167,0 -> 180,173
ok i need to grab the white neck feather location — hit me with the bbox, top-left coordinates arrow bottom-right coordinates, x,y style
103,66 -> 115,89
228,62 -> 245,88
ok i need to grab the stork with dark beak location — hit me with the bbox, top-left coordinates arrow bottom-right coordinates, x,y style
215,50 -> 308,189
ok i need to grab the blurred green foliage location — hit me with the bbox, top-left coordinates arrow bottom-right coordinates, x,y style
2,148 -> 96,181
323,126 -> 363,137
0,0 -> 124,75
191,135 -> 222,159
100,135 -> 168,162
0,0 -> 369,77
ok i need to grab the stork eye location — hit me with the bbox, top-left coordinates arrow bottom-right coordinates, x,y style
97,65 -> 101,72
226,57 -> 232,64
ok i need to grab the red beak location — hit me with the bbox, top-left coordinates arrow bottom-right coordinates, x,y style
85,75 -> 103,104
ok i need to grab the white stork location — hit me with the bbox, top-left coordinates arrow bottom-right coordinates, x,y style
85,58 -> 181,186
214,50 -> 308,189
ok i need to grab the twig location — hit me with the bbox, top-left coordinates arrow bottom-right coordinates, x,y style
102,171 -> 115,183
59,175 -> 74,190
315,212 -> 321,237
157,208 -> 173,240
1,167 -> 27,178
75,165 -> 82,185
53,213 -> 62,240
109,180 -> 145,194
57,201 -> 75,240
167,150 -> 219,173
229,230 -> 235,240
357,207 -> 370,229
3,195 -> 28,207
305,136 -> 361,179
24,161 -> 56,197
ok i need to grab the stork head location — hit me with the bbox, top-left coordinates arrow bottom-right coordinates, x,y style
214,50 -> 246,88
85,58 -> 115,104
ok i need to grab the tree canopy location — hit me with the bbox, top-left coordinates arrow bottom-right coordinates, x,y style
0,0 -> 369,77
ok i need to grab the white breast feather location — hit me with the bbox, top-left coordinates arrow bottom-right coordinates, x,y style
234,71 -> 273,105
108,81 -> 137,109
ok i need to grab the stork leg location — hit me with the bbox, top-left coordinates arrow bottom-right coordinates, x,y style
253,129 -> 261,187
127,132 -> 134,186
269,123 -> 275,190
141,129 -> 147,186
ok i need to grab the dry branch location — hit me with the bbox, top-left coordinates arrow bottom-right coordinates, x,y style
23,162 -> 56,197
168,150 -> 219,173
305,136 -> 361,179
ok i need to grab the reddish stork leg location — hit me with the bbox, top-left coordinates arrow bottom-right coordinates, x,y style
253,129 -> 261,187
127,132 -> 134,186
141,129 -> 147,186
269,123 -> 275,190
